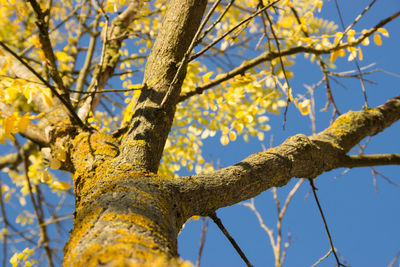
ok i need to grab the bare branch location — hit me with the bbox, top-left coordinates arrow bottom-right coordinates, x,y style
190,0 -> 280,61
178,10 -> 400,103
195,217 -> 209,267
339,154 -> 400,168
309,179 -> 344,266
209,213 -> 253,267
311,249 -> 333,267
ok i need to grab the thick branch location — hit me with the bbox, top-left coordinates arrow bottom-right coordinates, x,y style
120,0 -> 208,172
171,95 -> 400,216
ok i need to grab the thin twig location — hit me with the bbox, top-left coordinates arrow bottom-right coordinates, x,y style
308,179 -> 344,267
15,140 -> 55,267
196,217 -> 209,267
0,181 -> 9,267
334,0 -> 369,108
263,7 -> 292,129
311,248 -> 333,267
190,0 -> 280,62
388,250 -> 400,267
338,154 -> 400,168
195,0 -> 236,47
178,9 -> 400,103
209,212 -> 253,267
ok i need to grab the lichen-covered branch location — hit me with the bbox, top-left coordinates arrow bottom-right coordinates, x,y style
172,95 -> 400,217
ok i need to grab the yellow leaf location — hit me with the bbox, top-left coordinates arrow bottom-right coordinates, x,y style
257,132 -> 264,141
234,123 -> 244,132
304,12 -> 313,22
317,0 -> 323,12
358,47 -> 363,61
202,71 -> 213,83
40,88 -> 53,107
331,49 -> 345,63
4,192 -> 11,202
41,169 -> 51,183
3,116 -> 16,140
55,51 -> 69,62
334,32 -> 343,44
244,115 -> 253,124
298,99 -> 311,115
347,48 -> 357,61
220,135 -> 229,146
49,158 -> 61,169
191,215 -> 200,221
347,29 -> 356,42
374,33 -> 382,46
17,116 -> 30,132
362,36 -> 370,46
229,131 -> 237,141
19,196 -> 26,206
52,181 -> 71,191
377,28 -> 389,37
9,253 -> 18,267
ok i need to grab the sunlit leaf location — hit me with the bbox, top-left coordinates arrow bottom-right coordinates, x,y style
220,135 -> 229,146
374,33 -> 382,46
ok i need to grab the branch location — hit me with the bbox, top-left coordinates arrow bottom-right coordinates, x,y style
72,14 -> 101,104
339,154 -> 400,168
178,10 -> 400,103
77,0 -> 141,121
120,0 -> 208,172
171,95 -> 400,216
27,0 -> 68,98
0,102 -> 49,146
0,142 -> 36,170
0,42 -> 88,130
209,213 -> 253,267
189,0 -> 280,61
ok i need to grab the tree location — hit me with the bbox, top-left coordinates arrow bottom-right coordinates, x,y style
0,0 -> 399,266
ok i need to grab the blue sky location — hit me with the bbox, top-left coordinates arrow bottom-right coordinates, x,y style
178,1 -> 400,266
